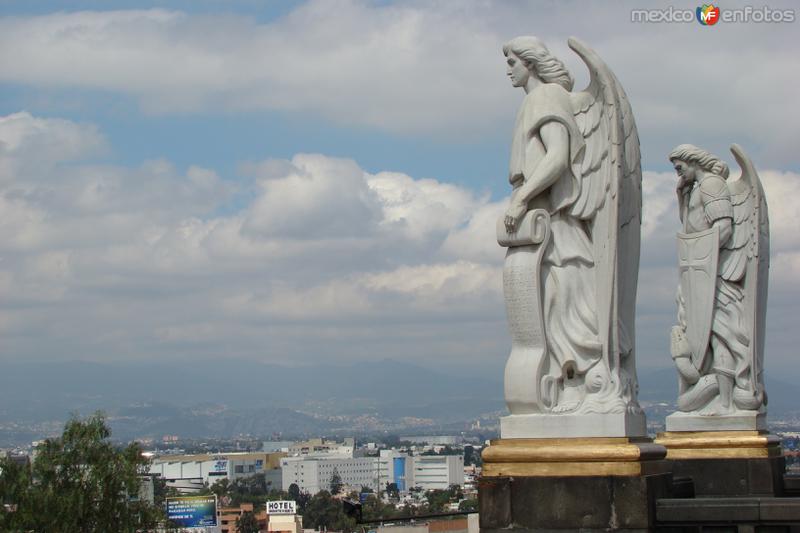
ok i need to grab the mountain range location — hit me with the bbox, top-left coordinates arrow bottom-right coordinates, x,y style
0,359 -> 796,445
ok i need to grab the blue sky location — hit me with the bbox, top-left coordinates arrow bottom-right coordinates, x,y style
0,0 -> 798,387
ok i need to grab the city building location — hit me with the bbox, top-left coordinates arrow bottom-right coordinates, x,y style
218,502 -> 266,533
412,455 -> 463,491
400,436 -> 464,446
263,441 -> 295,453
287,437 -> 354,458
267,510 -> 303,533
379,449 -> 413,492
376,516 -> 477,533
281,455 -> 377,493
282,452 -> 464,495
148,451 -> 284,493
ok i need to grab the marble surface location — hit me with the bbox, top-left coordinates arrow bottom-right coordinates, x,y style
497,36 -> 643,436
667,144 -> 770,421
501,412 -> 647,439
665,410 -> 766,432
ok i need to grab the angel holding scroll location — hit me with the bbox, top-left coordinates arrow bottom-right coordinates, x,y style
498,36 -> 643,419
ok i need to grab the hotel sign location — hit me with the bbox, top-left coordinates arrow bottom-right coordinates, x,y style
267,500 -> 297,515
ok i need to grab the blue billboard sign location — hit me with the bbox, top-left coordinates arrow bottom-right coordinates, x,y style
167,495 -> 218,528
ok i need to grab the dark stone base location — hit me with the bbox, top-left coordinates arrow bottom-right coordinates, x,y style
479,472 -> 673,532
656,496 -> 800,531
670,456 -> 785,497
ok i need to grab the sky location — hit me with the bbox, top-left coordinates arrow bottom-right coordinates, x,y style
0,0 -> 798,385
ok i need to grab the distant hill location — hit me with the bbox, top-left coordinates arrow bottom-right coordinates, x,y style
0,358 -> 501,413
0,359 -> 795,445
0,358 -> 505,444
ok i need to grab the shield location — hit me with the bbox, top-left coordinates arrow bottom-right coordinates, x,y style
677,226 -> 719,367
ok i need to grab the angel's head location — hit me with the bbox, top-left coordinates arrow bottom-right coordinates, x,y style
503,36 -> 574,91
669,144 -> 730,185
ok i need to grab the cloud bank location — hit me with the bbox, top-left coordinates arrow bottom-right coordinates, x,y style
1,1 -> 798,166
0,111 -> 797,380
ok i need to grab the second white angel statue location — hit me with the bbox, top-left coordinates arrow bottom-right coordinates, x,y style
497,36 -> 644,437
666,143 -> 770,431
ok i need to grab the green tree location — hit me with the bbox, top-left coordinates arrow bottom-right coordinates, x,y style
228,473 -> 277,505
296,489 -> 312,513
329,467 -> 343,495
458,498 -> 478,512
0,454 -> 35,529
425,489 -> 451,512
0,413 -> 162,532
447,484 -> 463,501
208,477 -> 231,500
236,510 -> 260,533
360,493 -> 399,521
385,481 -> 399,500
303,490 -> 355,532
463,445 -> 482,467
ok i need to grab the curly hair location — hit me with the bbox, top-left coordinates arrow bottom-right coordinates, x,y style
668,144 -> 730,179
503,36 -> 574,91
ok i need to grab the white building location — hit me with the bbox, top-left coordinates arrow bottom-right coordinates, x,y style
281,456 -> 377,494
148,452 -> 283,493
287,437 -> 354,458
400,436 -> 464,446
282,452 -> 463,495
412,455 -> 463,491
379,449 -> 413,492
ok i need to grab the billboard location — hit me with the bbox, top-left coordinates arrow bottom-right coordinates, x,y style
267,500 -> 297,515
167,495 -> 218,528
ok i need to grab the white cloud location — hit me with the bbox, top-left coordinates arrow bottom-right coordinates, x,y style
0,111 -> 107,185
368,171 -> 486,242
360,261 -> 501,301
440,200 -> 506,263
0,111 -> 105,160
0,112 -> 504,365
760,170 -> 800,253
243,154 -> 382,239
0,5 -> 505,136
1,2 -> 798,166
0,108 -> 797,378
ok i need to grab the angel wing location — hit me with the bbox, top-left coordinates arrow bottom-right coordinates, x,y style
727,144 -> 769,403
567,37 -> 642,389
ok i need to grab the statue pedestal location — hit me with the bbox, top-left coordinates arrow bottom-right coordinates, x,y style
480,438 -> 671,532
655,430 -> 784,497
665,410 -> 766,432
501,411 -> 647,439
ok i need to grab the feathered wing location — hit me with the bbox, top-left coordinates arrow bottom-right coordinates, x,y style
728,144 -> 769,405
567,37 -> 642,406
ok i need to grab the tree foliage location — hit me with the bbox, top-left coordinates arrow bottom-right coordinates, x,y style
463,445 -> 482,467
0,413 -> 162,532
302,490 -> 355,532
329,467 -> 343,495
288,482 -> 301,502
458,498 -> 478,512
284,482 -> 311,513
360,493 -> 400,521
236,510 -> 260,533
385,482 -> 399,500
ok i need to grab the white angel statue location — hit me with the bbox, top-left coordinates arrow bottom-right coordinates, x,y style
668,144 -> 769,420
497,36 -> 643,427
